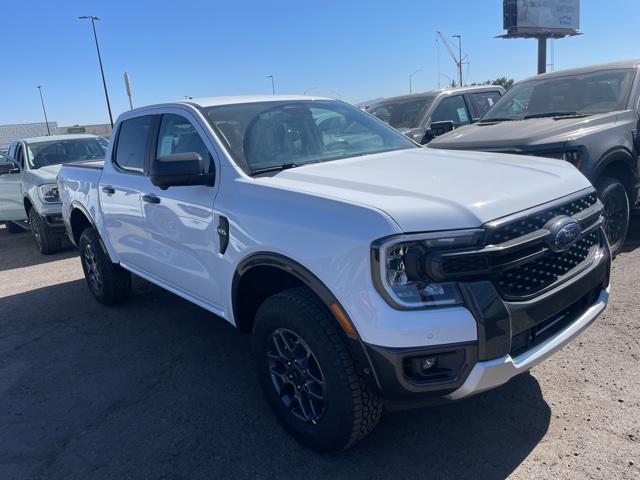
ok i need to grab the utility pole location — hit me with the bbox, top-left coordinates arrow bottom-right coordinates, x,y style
452,34 -> 463,86
266,75 -> 275,95
79,16 -> 114,127
124,72 -> 134,110
36,85 -> 51,136
409,69 -> 422,94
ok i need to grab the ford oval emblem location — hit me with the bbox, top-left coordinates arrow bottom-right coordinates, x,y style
545,216 -> 582,252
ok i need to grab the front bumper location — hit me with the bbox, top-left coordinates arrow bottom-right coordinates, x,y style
361,235 -> 610,405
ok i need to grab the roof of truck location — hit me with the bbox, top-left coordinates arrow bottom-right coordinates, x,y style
366,85 -> 505,107
521,59 -> 640,82
182,95 -> 332,108
19,134 -> 100,144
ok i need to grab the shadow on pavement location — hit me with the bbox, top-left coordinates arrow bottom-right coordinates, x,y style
621,215 -> 640,253
0,277 -> 550,480
0,223 -> 76,272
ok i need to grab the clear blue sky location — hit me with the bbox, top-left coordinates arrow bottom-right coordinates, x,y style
2,0 -> 639,126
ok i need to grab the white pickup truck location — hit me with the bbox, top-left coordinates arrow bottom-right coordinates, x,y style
0,134 -> 108,253
57,95 -> 611,452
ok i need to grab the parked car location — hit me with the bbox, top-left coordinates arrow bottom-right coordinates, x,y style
367,85 -> 504,144
58,95 -> 610,452
0,134 -> 108,252
429,60 -> 640,255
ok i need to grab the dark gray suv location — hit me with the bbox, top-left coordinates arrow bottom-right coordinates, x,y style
429,60 -> 640,255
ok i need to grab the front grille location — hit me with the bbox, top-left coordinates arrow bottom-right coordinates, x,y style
495,231 -> 599,298
428,190 -> 603,300
486,192 -> 598,245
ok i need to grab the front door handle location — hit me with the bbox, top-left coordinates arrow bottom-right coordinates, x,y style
142,194 -> 161,204
102,186 -> 115,195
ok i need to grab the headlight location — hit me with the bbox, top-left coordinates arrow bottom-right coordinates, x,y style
372,229 -> 484,309
535,147 -> 584,168
38,184 -> 61,204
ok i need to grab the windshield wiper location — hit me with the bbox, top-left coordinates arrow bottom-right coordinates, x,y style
523,111 -> 587,119
250,161 -> 327,176
479,117 -> 517,123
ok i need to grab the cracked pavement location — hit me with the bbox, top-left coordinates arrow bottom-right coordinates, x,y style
0,221 -> 638,479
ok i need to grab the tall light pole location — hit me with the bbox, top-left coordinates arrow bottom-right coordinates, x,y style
409,69 -> 422,94
452,34 -> 463,86
79,16 -> 114,127
36,85 -> 51,136
266,75 -> 275,95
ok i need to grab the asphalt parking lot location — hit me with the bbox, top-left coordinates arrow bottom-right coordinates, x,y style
0,222 -> 638,480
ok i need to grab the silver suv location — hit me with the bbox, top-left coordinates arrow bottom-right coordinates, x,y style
367,85 -> 504,144
430,60 -> 640,255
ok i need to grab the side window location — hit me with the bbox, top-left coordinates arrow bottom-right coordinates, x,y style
8,144 -> 16,158
14,145 -> 25,169
431,95 -> 471,127
156,114 -> 211,169
114,115 -> 154,173
470,91 -> 502,119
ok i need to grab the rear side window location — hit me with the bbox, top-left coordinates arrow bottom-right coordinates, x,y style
114,116 -> 154,173
470,91 -> 502,119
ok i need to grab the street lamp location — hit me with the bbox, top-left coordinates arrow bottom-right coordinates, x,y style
304,86 -> 319,95
36,85 -> 51,136
79,15 -> 114,127
266,75 -> 275,95
329,91 -> 342,100
409,69 -> 422,94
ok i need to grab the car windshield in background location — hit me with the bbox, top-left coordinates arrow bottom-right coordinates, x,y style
26,137 -> 108,169
368,96 -> 435,129
201,100 -> 417,174
482,68 -> 635,122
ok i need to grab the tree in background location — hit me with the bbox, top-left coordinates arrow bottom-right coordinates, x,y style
470,77 -> 515,90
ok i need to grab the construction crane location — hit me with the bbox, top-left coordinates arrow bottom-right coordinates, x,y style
436,31 -> 468,87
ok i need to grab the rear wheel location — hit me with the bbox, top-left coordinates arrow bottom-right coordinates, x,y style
596,176 -> 629,256
5,221 -> 24,234
79,227 -> 132,305
29,208 -> 63,254
252,287 -> 382,452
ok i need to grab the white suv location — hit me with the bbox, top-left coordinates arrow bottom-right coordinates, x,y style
57,96 -> 611,452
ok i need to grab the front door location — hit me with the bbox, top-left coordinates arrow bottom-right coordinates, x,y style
137,111 -> 221,307
0,156 -> 24,221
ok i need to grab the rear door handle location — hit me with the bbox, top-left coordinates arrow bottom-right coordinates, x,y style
102,186 -> 115,195
142,194 -> 161,204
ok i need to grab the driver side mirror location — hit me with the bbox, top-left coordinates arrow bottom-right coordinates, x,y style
0,160 -> 19,175
149,152 -> 215,190
421,120 -> 455,144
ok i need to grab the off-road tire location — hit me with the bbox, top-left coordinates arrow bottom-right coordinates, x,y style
596,176 -> 629,257
29,208 -> 63,254
252,286 -> 382,452
78,227 -> 131,305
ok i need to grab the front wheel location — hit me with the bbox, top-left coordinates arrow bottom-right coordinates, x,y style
29,208 -> 63,254
596,177 -> 629,257
78,227 -> 132,305
252,287 -> 382,452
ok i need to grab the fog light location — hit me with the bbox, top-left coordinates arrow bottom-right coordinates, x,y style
421,357 -> 437,370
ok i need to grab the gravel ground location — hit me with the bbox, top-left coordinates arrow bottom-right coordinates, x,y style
0,221 -> 638,480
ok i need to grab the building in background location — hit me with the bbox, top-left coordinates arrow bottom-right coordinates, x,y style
0,122 -> 58,152
0,122 -> 112,152
57,123 -> 111,138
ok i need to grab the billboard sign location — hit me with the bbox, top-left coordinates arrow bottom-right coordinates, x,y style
504,0 -> 580,35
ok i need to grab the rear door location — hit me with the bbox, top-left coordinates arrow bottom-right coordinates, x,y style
0,152 -> 24,221
99,115 -> 156,268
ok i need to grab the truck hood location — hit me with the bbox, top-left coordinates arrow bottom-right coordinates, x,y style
429,112 -> 623,150
259,148 -> 591,232
24,164 -> 62,185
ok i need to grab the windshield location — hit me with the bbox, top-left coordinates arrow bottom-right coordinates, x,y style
201,100 -> 417,174
368,96 -> 435,129
482,68 -> 635,121
26,137 -> 108,169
